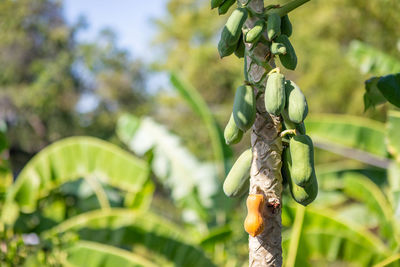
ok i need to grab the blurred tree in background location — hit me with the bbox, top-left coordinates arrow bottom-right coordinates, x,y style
291,0 -> 400,116
3,0 -> 399,169
0,0 -> 149,171
0,0 -> 400,266
153,0 -> 400,161
152,0 -> 243,161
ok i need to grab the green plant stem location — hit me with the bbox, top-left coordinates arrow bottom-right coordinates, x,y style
373,253 -> 400,267
170,73 -> 226,178
280,129 -> 296,138
265,0 -> 310,17
245,6 -> 258,17
85,175 -> 110,210
286,205 -> 306,267
268,67 -> 281,75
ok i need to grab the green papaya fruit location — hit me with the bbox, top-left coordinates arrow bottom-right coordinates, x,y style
235,178 -> 250,198
289,134 -> 314,186
223,148 -> 252,197
245,20 -> 265,43
285,80 -> 308,123
270,42 -> 286,55
224,113 -> 244,145
218,8 -> 248,57
267,13 -> 281,40
289,170 -> 318,206
233,85 -> 256,131
275,34 -> 297,70
281,15 -> 293,37
218,0 -> 235,15
282,109 -> 306,134
283,146 -> 317,205
264,72 -> 286,116
281,147 -> 291,189
211,0 -> 225,9
234,35 -> 245,58
296,122 -> 306,135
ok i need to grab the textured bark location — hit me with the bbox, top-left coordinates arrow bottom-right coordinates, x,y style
248,97 -> 283,267
245,0 -> 283,266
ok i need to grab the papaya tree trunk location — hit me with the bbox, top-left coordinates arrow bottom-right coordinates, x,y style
245,0 -> 283,266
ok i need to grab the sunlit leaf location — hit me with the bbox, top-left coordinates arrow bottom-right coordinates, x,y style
373,253 -> 400,267
336,203 -> 379,229
348,40 -> 400,75
286,205 -> 306,267
6,137 -> 149,213
124,178 -> 155,210
170,72 -> 231,177
387,110 -> 400,161
342,173 -> 396,243
117,114 -> 218,221
44,208 -> 217,267
199,225 -> 232,248
310,191 -> 347,209
316,161 -> 387,191
388,163 -> 400,221
67,241 -> 158,267
282,206 -> 391,266
306,114 -> 388,166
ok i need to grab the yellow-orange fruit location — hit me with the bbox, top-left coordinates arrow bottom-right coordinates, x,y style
244,194 -> 265,237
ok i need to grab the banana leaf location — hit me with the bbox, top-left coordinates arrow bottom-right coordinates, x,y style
283,205 -> 390,266
305,114 -> 388,167
117,114 -> 218,222
170,72 -> 231,177
43,208 -> 217,267
342,173 -> 398,246
387,110 -> 400,161
66,241 -> 158,267
6,137 -> 149,213
348,40 -> 400,75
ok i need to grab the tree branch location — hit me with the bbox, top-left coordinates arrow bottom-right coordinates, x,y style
265,0 -> 311,17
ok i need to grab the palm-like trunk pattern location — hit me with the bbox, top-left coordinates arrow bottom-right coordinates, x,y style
245,0 -> 283,266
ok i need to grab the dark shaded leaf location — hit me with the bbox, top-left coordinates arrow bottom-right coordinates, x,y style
364,76 -> 387,111
377,73 -> 400,108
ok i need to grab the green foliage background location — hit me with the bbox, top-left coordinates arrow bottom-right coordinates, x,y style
0,0 -> 150,170
153,0 -> 400,160
1,0 -> 400,266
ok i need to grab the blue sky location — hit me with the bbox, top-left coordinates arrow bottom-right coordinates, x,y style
64,0 -> 169,111
64,0 -> 166,61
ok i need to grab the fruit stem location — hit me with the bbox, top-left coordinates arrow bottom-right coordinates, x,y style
280,129 -> 297,138
268,67 -> 281,75
265,0 -> 310,17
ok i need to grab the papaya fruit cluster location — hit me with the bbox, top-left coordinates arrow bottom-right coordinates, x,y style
282,134 -> 318,206
215,1 -> 317,236
214,1 -> 297,70
223,69 -> 318,207
265,67 -> 317,206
